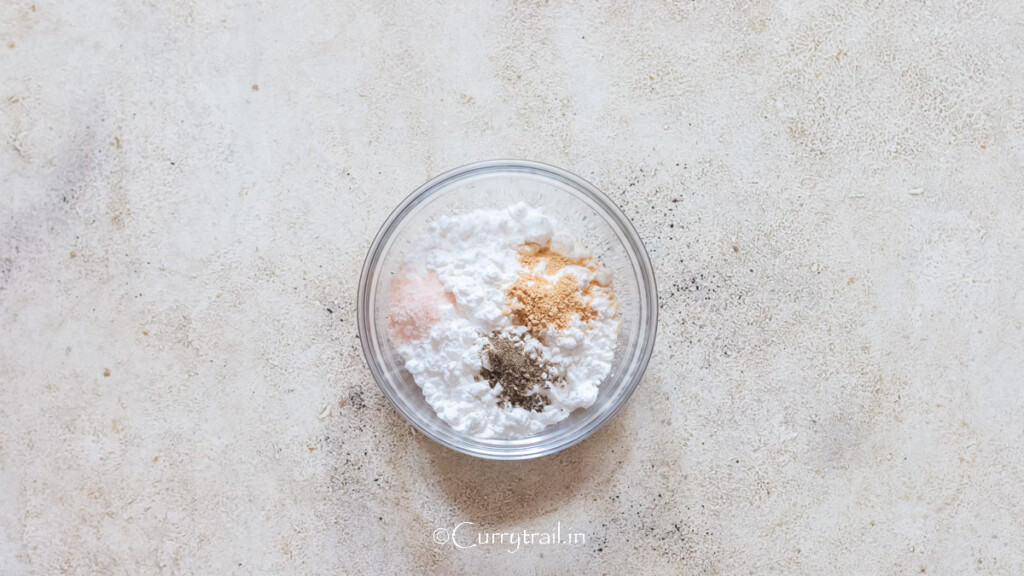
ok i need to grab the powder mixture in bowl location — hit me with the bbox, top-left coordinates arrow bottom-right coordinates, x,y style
388,202 -> 619,439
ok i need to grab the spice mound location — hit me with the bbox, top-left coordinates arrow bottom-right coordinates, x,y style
389,203 -> 619,439
507,242 -> 604,337
480,331 -> 557,412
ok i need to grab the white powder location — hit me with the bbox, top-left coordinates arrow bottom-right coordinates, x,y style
393,203 -> 619,439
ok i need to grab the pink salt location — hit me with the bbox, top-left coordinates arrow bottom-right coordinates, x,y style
387,271 -> 455,343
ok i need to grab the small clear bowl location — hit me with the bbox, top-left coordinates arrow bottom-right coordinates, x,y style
357,160 -> 658,459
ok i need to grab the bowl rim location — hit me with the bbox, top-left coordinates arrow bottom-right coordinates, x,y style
356,159 -> 658,460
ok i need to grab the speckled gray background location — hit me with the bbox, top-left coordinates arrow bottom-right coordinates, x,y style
2,1 -> 1024,574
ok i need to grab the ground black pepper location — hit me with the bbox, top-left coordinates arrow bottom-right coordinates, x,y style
479,331 -> 558,412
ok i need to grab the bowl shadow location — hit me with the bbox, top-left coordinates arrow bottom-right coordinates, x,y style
419,414 -> 629,526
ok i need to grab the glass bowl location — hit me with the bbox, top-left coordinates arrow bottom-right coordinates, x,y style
357,160 -> 658,460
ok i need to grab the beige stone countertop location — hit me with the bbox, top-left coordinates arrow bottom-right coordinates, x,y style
2,2 -> 1024,574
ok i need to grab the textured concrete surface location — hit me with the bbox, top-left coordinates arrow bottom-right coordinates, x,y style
2,1 -> 1024,574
